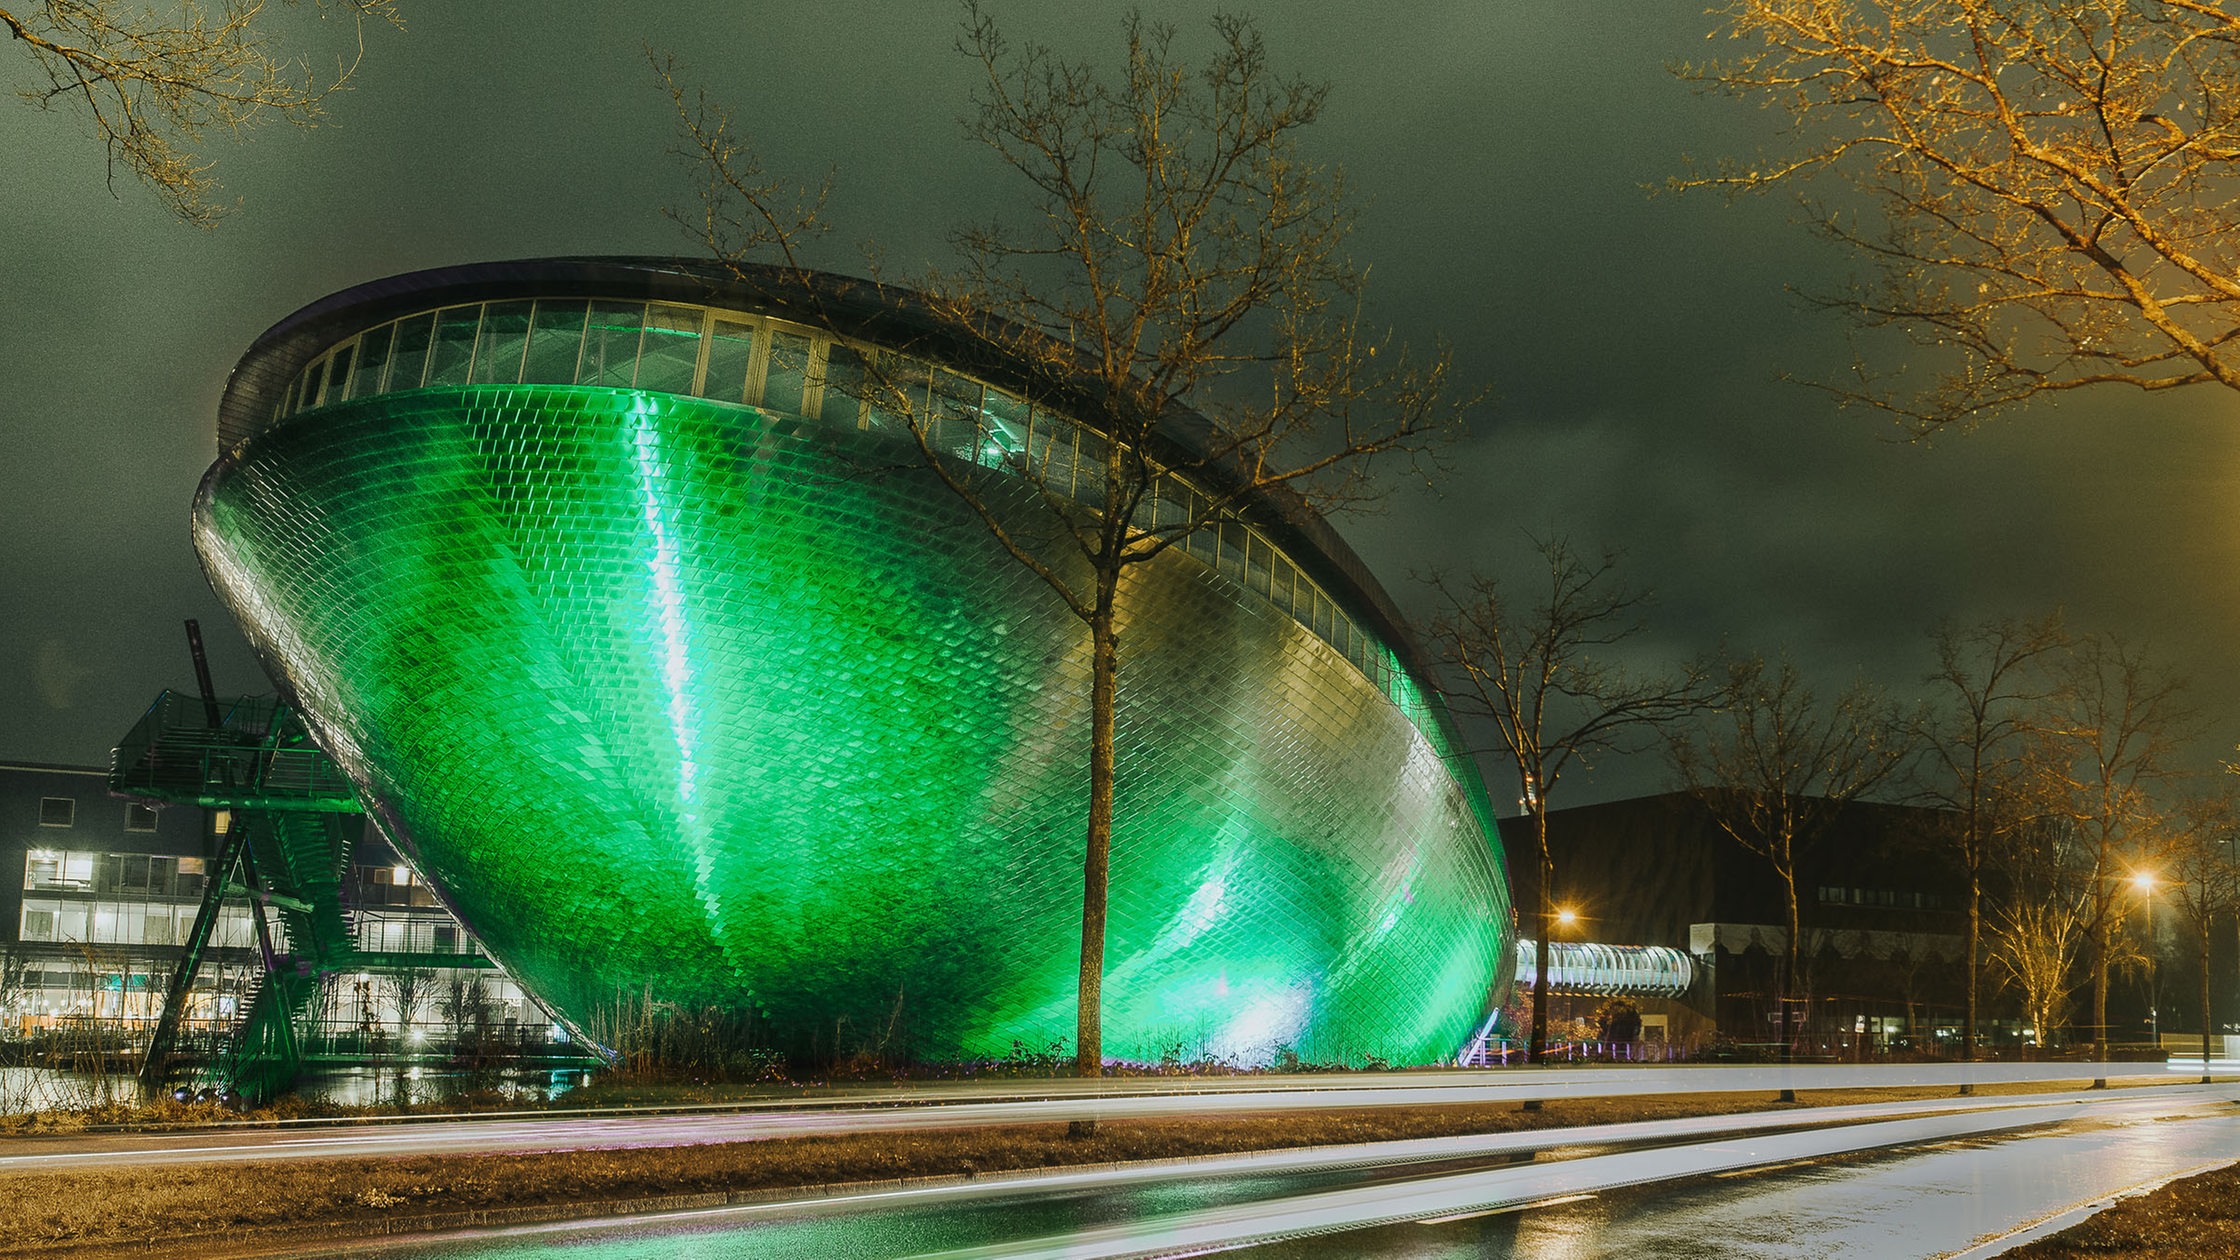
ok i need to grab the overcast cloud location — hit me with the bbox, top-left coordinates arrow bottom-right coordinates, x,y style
4,2 -> 2237,805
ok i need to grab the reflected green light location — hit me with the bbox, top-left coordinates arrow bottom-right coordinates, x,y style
197,383 -> 1512,1065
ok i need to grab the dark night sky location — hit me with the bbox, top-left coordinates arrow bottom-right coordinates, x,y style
4,2 -> 2238,804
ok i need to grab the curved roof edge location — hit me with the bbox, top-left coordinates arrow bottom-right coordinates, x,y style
215,256 -> 1460,751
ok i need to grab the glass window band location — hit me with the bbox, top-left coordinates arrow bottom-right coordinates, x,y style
264,295 -> 1434,740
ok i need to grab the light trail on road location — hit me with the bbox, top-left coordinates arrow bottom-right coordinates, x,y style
1238,1104 -> 2240,1259
0,1062 -> 2191,1171
270,1083 -> 2238,1259
906,1089 -> 2231,1260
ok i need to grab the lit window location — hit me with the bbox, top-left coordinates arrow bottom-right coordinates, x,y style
425,305 -> 482,386
388,312 -> 436,390
326,343 -> 357,403
763,331 -> 812,412
579,301 -> 644,387
471,300 -> 534,385
299,358 -> 327,410
350,324 -> 394,397
636,304 -> 702,394
698,319 -> 755,403
523,300 -> 589,385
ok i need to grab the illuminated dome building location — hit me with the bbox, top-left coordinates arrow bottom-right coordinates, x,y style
193,258 -> 1514,1065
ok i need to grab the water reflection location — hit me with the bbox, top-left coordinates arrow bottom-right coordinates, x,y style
0,1065 -> 593,1113
0,1066 -> 138,1113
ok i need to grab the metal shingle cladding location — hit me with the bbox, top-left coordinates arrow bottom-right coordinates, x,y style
196,382 -> 1511,1065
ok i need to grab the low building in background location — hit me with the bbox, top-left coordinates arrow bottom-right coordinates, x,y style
1499,793 -> 1976,1057
1,761 -> 252,1042
1,759 -> 553,1067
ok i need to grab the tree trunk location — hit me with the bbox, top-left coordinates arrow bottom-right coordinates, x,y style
1960,872 -> 1980,1094
1964,873 -> 1980,1065
1529,803 -> 1551,1067
1065,589 -> 1116,1140
1781,869 -> 1800,1064
1075,587 -> 1117,1084
2200,929 -> 2213,1084
1778,865 -> 1799,1101
2091,918 -> 2110,1062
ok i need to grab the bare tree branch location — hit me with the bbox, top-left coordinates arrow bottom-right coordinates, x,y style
2023,630 -> 2194,1054
657,7 -> 1471,1088
1680,0 -> 2240,432
1914,610 -> 2065,1063
5,0 -> 402,226
2162,783 -> 2240,1078
1428,534 -> 1709,1066
1670,653 -> 1915,1067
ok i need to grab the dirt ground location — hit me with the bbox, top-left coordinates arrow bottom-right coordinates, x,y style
2001,1163 -> 2240,1259
0,1078 -> 2223,1258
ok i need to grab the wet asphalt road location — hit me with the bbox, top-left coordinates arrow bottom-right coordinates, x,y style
0,1063 -> 2189,1171
278,1084 -> 2239,1260
1233,1107 -> 2240,1259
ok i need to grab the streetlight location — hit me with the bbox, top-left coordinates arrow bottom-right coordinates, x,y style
2132,871 -> 2159,1047
1548,906 -> 1582,1045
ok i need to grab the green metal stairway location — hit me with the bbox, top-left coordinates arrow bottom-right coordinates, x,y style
112,689 -> 491,1101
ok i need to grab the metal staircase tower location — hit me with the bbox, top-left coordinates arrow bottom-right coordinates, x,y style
112,649 -> 497,1100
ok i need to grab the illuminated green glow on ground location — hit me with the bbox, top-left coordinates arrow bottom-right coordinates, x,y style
196,385 -> 1513,1064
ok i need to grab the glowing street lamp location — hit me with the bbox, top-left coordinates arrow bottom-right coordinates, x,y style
2131,871 -> 2160,1045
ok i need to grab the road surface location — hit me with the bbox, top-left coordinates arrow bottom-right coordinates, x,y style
243,1081 -> 2240,1259
0,1062 -> 2188,1171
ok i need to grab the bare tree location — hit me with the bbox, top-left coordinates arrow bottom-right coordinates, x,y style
2164,785 -> 2239,1081
1671,655 -> 1913,1080
1428,536 -> 1706,1069
0,949 -> 26,1042
660,6 -> 1462,1092
1916,612 -> 2064,1065
386,967 -> 431,1047
2032,633 -> 2192,1056
4,0 -> 402,225
1987,814 -> 2089,1057
1681,1 -> 2240,432
440,971 -> 497,1070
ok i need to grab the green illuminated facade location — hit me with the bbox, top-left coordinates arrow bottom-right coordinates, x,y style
193,258 -> 1514,1065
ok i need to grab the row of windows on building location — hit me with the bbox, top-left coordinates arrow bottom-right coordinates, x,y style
18,903 -> 476,959
25,851 -> 442,904
6,970 -> 250,1026
19,897 -> 262,949
19,850 -> 476,957
6,966 -> 550,1034
352,863 -> 440,909
277,297 -> 1438,733
354,911 -> 474,956
25,849 -> 205,898
29,795 -> 161,832
1816,885 -> 1956,912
